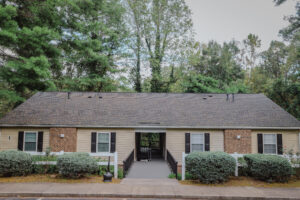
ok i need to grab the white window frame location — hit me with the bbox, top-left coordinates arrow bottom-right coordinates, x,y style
97,132 -> 111,153
23,131 -> 38,152
263,133 -> 277,154
190,133 -> 205,152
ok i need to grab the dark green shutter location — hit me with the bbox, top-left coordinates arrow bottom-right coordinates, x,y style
37,131 -> 43,152
257,134 -> 263,154
204,133 -> 210,151
110,132 -> 116,153
185,133 -> 190,153
91,132 -> 97,153
18,131 -> 24,151
277,134 -> 283,155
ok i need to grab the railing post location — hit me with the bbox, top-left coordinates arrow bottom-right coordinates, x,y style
233,152 -> 238,177
114,152 -> 118,179
182,152 -> 185,180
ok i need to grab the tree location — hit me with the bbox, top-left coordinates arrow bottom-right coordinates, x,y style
127,0 -> 193,92
241,34 -> 261,78
267,79 -> 300,120
260,41 -> 288,79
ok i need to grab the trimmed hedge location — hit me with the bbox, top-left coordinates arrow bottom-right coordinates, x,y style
186,152 -> 235,183
0,150 -> 32,176
244,154 -> 292,182
32,164 -> 57,174
57,153 -> 98,178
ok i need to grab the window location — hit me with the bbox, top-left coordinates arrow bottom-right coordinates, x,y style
97,133 -> 110,152
191,133 -> 204,152
263,134 -> 277,154
24,132 -> 37,151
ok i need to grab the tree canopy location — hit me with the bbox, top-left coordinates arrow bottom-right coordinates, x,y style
0,0 -> 299,120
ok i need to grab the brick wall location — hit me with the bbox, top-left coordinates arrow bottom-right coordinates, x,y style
224,129 -> 251,154
49,128 -> 77,152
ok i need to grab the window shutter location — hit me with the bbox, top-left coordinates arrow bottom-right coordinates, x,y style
18,131 -> 24,151
91,132 -> 97,153
257,134 -> 263,154
37,131 -> 43,152
185,133 -> 190,153
205,133 -> 210,151
277,134 -> 283,155
110,132 -> 116,153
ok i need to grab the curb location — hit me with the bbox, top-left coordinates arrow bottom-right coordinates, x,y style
0,193 -> 299,200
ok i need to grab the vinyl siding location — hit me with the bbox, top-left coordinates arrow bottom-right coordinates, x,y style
0,128 -> 49,151
166,129 -> 224,164
77,128 -> 135,164
252,130 -> 299,154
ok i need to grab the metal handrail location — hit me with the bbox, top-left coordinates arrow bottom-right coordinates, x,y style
166,150 -> 178,179
123,149 -> 134,177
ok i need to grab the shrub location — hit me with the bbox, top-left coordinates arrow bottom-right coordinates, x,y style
32,164 -> 57,174
0,150 -> 32,176
168,173 -> 176,179
186,152 -> 235,184
57,153 -> 98,178
244,154 -> 292,182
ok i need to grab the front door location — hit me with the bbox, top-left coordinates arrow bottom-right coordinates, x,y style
135,132 -> 165,161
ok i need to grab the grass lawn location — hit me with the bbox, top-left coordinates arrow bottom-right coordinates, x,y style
0,174 -> 120,184
180,176 -> 300,188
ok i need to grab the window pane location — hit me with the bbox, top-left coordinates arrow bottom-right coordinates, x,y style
25,142 -> 36,151
191,134 -> 203,144
98,143 -> 109,152
25,132 -> 36,142
98,133 -> 109,143
264,134 -> 276,144
192,144 -> 203,152
264,144 -> 276,154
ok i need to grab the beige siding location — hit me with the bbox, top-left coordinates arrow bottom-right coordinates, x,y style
252,130 -> 299,154
77,128 -> 135,164
166,129 -> 224,164
0,128 -> 49,151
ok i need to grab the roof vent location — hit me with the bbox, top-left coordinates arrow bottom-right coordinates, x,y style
232,93 -> 235,102
88,96 -> 92,98
203,97 -> 207,100
208,95 -> 213,97
226,94 -> 229,101
99,96 -> 102,99
67,92 -> 71,99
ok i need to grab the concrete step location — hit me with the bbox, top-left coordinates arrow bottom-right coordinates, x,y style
121,178 -> 179,185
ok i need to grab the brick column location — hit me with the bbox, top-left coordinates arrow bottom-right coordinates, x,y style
224,129 -> 251,154
49,128 -> 77,152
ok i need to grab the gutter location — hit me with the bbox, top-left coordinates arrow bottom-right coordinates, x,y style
0,124 -> 299,130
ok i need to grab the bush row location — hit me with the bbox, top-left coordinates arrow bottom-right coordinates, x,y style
0,150 -> 113,178
185,152 -> 293,184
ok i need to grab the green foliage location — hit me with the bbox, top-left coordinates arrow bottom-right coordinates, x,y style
266,79 -> 300,120
0,150 -> 32,177
57,153 -> 98,178
32,164 -> 57,174
244,154 -> 292,182
186,152 -> 235,184
168,173 -> 176,179
32,155 -> 57,162
184,74 -> 223,93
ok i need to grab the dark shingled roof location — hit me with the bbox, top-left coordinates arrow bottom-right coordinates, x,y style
0,92 -> 299,129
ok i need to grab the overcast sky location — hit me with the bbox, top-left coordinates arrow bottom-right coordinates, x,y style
185,0 -> 297,51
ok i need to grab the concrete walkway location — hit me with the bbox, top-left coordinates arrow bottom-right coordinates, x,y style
125,159 -> 171,179
0,182 -> 300,199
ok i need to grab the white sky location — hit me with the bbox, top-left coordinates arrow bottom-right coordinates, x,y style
185,0 -> 297,50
